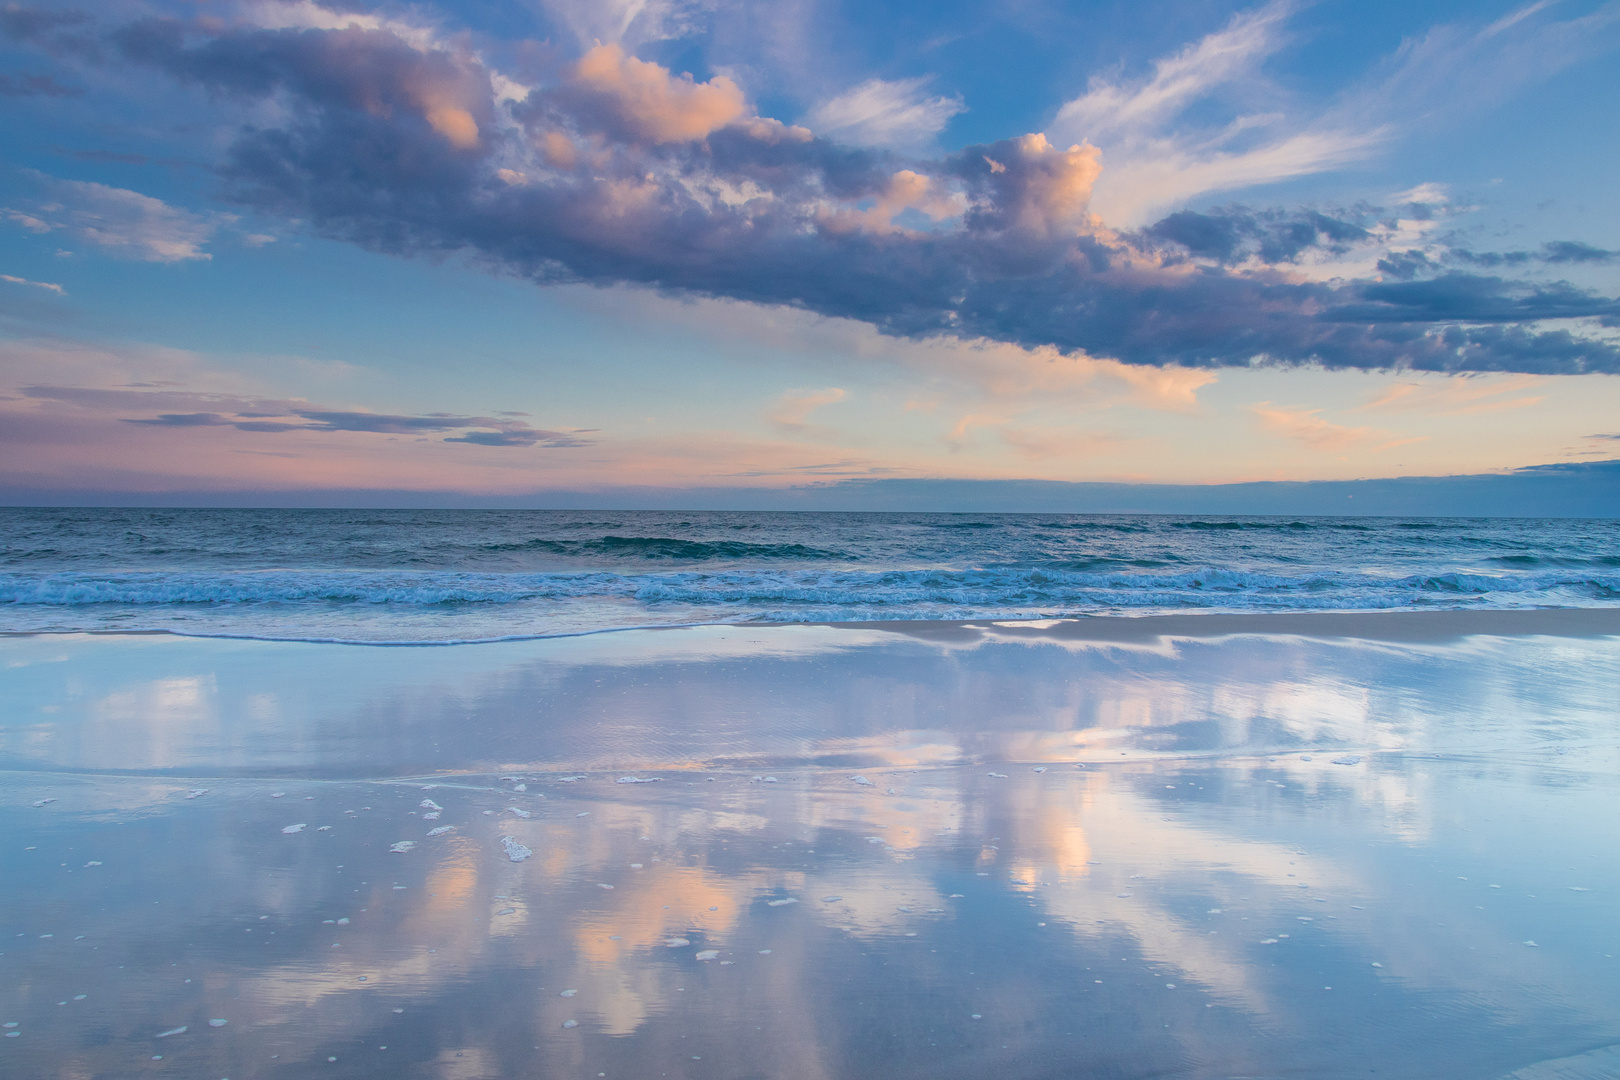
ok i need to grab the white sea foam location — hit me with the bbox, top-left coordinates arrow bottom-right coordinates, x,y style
3,511 -> 1616,642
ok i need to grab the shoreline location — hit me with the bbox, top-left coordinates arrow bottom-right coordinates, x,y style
836,605 -> 1620,644
3,604 -> 1620,647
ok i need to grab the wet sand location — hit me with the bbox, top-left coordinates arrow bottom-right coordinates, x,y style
840,605 -> 1620,643
2,614 -> 1619,1078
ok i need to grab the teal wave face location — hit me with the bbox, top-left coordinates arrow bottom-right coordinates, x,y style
1,508 -> 1617,640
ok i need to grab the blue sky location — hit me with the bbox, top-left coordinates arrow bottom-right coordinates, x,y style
2,0 -> 1618,503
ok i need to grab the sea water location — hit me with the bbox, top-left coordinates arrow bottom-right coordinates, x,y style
2,507 -> 1617,641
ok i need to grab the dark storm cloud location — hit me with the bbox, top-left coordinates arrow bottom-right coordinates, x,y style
11,9 -> 1617,375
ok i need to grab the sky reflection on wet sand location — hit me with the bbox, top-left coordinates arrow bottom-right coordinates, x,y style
2,622 -> 1618,1079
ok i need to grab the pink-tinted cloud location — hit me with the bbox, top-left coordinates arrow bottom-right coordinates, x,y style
7,4 -> 1616,378
568,43 -> 749,144
1250,402 -> 1424,455
767,387 -> 847,434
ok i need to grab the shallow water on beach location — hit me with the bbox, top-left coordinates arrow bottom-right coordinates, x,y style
2,622 -> 1619,1079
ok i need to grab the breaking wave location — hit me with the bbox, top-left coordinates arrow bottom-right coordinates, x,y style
2,508 -> 1615,641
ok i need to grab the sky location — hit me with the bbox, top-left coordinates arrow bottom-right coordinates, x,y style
2,0 -> 1619,507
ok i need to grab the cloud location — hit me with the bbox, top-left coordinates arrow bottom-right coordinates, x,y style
536,0 -> 715,51
997,424 -> 1118,461
1050,0 -> 1620,224
5,5 -> 1603,379
1155,203 -> 1616,293
1054,1 -> 1292,143
0,72 -> 81,96
1250,402 -> 1420,454
3,178 -> 216,261
107,399 -> 594,447
0,4 -> 93,56
1049,1 -> 1384,222
768,387 -> 846,433
1144,205 -> 1370,265
1,273 -> 65,295
0,382 -> 603,495
804,77 -> 966,152
555,43 -> 750,145
1454,241 -> 1618,268
1358,374 -> 1544,416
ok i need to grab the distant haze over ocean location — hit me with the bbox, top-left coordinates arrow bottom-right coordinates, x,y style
3,460 -> 1615,518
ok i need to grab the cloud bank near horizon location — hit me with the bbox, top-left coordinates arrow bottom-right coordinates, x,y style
6,1 -> 1620,377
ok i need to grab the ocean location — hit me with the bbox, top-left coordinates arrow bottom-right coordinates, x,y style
2,507 -> 1617,642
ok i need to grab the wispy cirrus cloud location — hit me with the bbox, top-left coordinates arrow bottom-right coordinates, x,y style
536,0 -> 717,51
1052,0 -> 1620,224
996,424 -> 1120,462
4,178 -> 218,261
768,387 -> 846,434
1251,402 -> 1423,455
1053,2 -> 1294,144
1,273 -> 65,295
803,77 -> 966,152
1049,1 -> 1381,223
1357,374 -> 1545,416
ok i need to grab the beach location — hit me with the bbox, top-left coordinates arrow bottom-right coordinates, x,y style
8,0 -> 1620,1070
4,611 -> 1619,1079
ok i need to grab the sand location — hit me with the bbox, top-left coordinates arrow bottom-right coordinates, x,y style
2,614 -> 1618,1078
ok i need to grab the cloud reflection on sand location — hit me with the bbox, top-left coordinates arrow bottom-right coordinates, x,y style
1,623 -> 1618,1077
